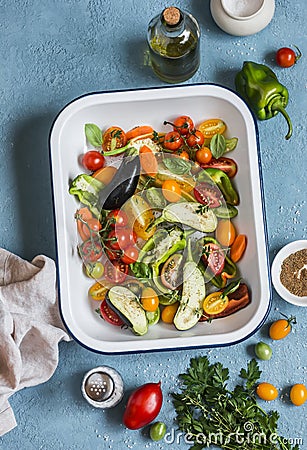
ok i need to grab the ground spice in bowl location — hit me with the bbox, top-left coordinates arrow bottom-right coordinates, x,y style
280,249 -> 307,297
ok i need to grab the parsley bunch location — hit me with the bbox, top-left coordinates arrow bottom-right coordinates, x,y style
172,357 -> 299,450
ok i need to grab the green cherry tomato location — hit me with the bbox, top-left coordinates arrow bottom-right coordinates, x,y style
255,342 -> 272,360
150,421 -> 167,441
85,261 -> 104,279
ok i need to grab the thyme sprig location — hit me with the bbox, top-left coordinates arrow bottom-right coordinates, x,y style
172,356 -> 299,450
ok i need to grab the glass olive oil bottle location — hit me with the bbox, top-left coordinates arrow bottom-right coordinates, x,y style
147,6 -> 200,83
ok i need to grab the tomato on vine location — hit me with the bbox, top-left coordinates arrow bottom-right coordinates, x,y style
172,115 -> 194,135
163,130 -> 183,151
186,130 -> 205,148
276,46 -> 302,68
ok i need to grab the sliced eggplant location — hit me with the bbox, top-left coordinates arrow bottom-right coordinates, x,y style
106,286 -> 148,335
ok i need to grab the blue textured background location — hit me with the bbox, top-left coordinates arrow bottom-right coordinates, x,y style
1,1 -> 306,449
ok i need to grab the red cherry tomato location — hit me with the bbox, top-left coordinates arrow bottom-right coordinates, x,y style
104,260 -> 128,283
105,246 -> 121,261
173,115 -> 194,135
123,382 -> 163,430
107,209 -> 128,228
79,239 -> 103,262
194,182 -> 223,208
163,131 -> 184,151
108,228 -> 136,251
276,46 -> 301,68
82,151 -> 105,171
100,300 -> 124,326
186,130 -> 205,148
121,246 -> 139,264
202,243 -> 225,276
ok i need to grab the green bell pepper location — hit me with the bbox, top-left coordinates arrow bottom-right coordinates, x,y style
235,61 -> 292,140
203,168 -> 239,206
69,174 -> 104,217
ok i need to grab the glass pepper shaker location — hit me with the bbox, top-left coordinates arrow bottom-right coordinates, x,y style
147,6 -> 200,84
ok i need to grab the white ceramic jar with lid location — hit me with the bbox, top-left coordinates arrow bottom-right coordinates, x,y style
210,0 -> 275,36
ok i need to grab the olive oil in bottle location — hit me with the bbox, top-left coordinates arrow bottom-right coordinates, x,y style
147,6 -> 200,83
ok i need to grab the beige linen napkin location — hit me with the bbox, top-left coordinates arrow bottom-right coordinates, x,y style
0,248 -> 70,436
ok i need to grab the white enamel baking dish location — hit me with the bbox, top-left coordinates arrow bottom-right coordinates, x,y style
49,84 -> 271,354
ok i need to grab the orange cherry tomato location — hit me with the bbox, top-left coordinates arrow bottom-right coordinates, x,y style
198,119 -> 226,138
178,150 -> 190,160
195,147 -> 212,164
161,302 -> 179,324
290,384 -> 307,406
162,180 -> 181,203
215,219 -> 236,247
203,291 -> 229,315
230,234 -> 247,262
82,218 -> 102,239
256,383 -> 278,401
141,287 -> 159,312
92,166 -> 117,184
76,207 -> 93,241
102,126 -> 127,152
88,281 -> 109,301
269,316 -> 296,340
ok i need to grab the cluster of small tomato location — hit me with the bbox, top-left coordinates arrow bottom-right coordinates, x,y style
254,315 -> 307,406
161,115 -> 218,165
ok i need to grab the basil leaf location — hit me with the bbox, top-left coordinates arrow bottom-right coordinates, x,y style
210,134 -> 226,159
163,157 -> 191,175
85,123 -> 103,147
130,262 -> 151,279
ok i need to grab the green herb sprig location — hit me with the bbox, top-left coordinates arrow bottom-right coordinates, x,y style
172,356 -> 299,450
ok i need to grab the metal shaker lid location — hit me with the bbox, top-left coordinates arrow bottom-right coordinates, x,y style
81,366 -> 124,408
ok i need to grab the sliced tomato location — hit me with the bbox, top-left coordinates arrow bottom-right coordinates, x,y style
104,260 -> 128,283
100,300 -> 124,326
79,239 -> 103,262
200,157 -> 237,178
202,243 -> 225,276
194,182 -> 223,208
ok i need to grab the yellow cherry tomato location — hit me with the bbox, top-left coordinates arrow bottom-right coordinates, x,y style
123,194 -> 156,240
269,315 -> 296,340
161,302 -> 179,324
198,119 -> 226,138
290,384 -> 307,406
162,180 -> 181,203
203,291 -> 229,315
92,165 -> 117,184
141,287 -> 159,312
215,219 -> 236,247
88,281 -> 109,301
256,383 -> 278,401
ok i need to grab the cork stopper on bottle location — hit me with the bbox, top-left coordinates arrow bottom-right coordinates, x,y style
162,7 -> 181,26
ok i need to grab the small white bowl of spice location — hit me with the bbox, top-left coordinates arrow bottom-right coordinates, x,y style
271,240 -> 307,307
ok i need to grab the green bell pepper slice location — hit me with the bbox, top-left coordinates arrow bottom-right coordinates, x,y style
69,174 -> 104,217
203,168 -> 239,206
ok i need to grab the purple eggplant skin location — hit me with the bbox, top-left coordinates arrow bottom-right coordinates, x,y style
105,293 -> 132,329
99,155 -> 140,210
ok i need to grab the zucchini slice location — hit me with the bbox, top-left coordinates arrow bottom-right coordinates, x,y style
173,261 -> 206,331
